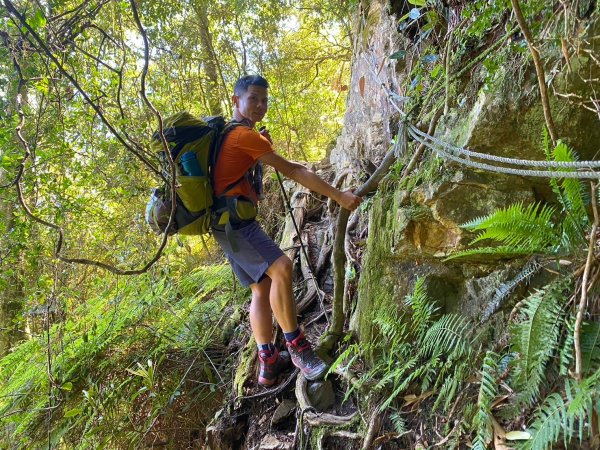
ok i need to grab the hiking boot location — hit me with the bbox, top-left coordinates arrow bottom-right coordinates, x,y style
258,348 -> 292,387
286,333 -> 328,380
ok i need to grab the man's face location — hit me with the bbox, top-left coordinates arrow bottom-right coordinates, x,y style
233,85 -> 268,125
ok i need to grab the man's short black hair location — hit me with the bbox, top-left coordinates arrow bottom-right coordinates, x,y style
234,75 -> 269,96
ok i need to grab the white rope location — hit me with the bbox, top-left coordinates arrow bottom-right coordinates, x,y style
364,50 -> 600,179
408,127 -> 600,179
409,125 -> 600,169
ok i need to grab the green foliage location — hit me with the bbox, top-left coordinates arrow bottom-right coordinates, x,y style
472,352 -> 501,450
450,141 -> 590,260
510,277 -> 569,406
545,140 -> 589,253
0,263 -> 246,448
523,371 -> 600,450
580,321 -> 600,375
331,277 -> 475,414
462,0 -> 511,39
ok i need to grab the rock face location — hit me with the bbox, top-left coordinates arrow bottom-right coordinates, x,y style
328,0 -> 600,344
329,1 -> 410,170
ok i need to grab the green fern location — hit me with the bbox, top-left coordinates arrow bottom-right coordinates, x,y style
580,321 -> 600,375
404,277 -> 439,337
545,140 -> 589,253
472,352 -> 500,449
523,392 -> 572,450
558,317 -> 575,376
420,314 -> 470,358
510,277 -> 570,405
389,409 -> 408,434
451,140 -> 590,261
446,245 -> 535,260
523,371 -> 600,450
369,277 -> 476,414
463,202 -> 559,251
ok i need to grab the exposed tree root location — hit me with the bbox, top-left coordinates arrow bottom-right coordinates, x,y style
297,231 -> 325,315
295,375 -> 357,427
236,369 -> 299,402
361,408 -> 383,450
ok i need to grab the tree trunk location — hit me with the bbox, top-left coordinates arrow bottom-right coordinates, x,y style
0,169 -> 25,357
194,3 -> 223,116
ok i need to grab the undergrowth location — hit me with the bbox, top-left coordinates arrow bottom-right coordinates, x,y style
333,139 -> 600,448
0,263 -> 246,449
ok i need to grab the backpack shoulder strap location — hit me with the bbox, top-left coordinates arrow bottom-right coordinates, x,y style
209,120 -> 252,196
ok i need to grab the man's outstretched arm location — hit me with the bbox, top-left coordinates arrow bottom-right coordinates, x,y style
258,152 -> 362,211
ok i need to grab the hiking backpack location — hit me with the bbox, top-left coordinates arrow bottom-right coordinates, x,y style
144,112 -> 262,236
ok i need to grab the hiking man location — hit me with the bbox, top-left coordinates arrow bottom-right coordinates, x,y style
212,75 -> 362,387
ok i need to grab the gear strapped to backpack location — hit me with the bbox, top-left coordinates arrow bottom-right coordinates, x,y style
145,112 -> 262,236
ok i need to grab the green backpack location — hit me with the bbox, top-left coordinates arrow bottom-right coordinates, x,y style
145,112 -> 238,235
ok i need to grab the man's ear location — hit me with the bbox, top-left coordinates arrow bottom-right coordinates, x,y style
232,95 -> 239,108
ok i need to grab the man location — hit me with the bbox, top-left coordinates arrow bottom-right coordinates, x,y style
212,75 -> 362,387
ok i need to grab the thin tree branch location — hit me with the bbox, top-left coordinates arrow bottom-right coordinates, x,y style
73,42 -> 120,73
574,181 -> 598,381
511,0 -> 559,146
402,108 -> 443,177
2,6 -> 170,275
11,89 -> 167,275
2,0 -> 161,177
128,0 -> 178,254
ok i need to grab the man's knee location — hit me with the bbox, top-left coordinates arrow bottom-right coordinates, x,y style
267,255 -> 293,282
251,277 -> 271,302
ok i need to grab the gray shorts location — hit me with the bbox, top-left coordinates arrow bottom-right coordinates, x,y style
212,221 -> 284,288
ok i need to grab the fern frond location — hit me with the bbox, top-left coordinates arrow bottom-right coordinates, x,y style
547,141 -> 588,253
481,257 -> 542,322
390,410 -> 407,434
466,202 -> 558,251
510,278 -> 570,405
558,318 -> 575,376
568,367 -> 600,418
404,277 -> 438,338
420,314 -> 470,358
580,321 -> 600,376
524,392 -> 571,450
471,352 -> 500,448
445,246 -> 537,261
373,301 -> 408,343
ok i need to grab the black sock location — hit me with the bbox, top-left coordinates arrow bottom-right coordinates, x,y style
257,343 -> 276,358
283,328 -> 301,342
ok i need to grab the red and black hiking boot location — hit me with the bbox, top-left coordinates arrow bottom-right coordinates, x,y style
286,333 -> 328,380
258,348 -> 292,387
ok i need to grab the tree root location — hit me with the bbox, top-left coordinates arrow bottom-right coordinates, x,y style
236,369 -> 299,402
295,374 -> 357,427
297,231 -> 325,315
323,125 -> 407,352
361,408 -> 383,450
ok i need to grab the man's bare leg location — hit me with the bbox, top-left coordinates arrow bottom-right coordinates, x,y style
265,255 -> 298,333
249,277 -> 274,344
250,276 -> 292,386
265,255 -> 328,380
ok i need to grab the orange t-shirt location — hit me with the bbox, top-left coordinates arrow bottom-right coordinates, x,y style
213,125 -> 273,203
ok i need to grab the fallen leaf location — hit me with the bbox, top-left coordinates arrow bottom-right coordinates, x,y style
359,76 -> 365,98
492,418 -> 514,450
505,431 -> 532,441
490,394 -> 510,410
403,391 -> 433,408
